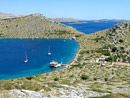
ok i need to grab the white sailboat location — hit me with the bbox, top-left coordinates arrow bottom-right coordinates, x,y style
24,52 -> 28,63
48,46 -> 51,55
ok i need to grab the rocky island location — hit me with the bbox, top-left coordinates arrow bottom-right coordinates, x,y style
0,13 -> 130,98
52,18 -> 80,22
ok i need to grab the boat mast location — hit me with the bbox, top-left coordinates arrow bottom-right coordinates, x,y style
48,45 -> 51,55
25,52 -> 27,60
48,45 -> 50,53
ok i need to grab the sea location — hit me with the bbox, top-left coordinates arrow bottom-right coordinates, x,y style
0,20 -> 121,80
61,20 -> 122,34
0,38 -> 79,80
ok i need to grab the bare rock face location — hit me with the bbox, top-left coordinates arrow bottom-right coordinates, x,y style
107,22 -> 130,43
8,89 -> 44,98
5,88 -> 109,98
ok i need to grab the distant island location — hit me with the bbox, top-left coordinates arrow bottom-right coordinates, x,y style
0,12 -> 22,19
68,21 -> 88,24
0,12 -> 129,22
53,17 -> 130,22
52,18 -> 81,22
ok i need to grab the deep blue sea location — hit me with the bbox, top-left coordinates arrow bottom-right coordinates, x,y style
0,39 -> 79,80
61,20 -> 122,34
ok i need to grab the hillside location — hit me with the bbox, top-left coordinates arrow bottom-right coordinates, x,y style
104,22 -> 130,62
0,13 -> 82,38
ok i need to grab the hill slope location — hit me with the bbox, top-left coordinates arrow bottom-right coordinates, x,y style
0,13 -> 81,38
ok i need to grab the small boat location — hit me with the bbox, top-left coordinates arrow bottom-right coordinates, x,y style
24,52 -> 28,63
50,60 -> 58,67
48,46 -> 51,55
48,52 -> 51,55
24,59 -> 28,63
56,62 -> 62,67
72,36 -> 76,40
50,60 -> 62,68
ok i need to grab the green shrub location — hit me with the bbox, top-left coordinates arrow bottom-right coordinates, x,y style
80,50 -> 89,54
104,78 -> 108,81
119,39 -> 123,43
112,47 -> 117,52
94,36 -> 105,42
75,34 -> 81,37
103,51 -> 111,56
26,76 -> 34,80
105,57 -> 113,62
93,77 -> 97,81
70,75 -> 74,78
71,63 -> 83,68
81,74 -> 89,80
105,44 -> 114,48
54,77 -> 59,81
120,47 -> 124,50
96,49 -> 110,56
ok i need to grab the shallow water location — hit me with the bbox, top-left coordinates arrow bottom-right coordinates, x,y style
0,38 -> 79,80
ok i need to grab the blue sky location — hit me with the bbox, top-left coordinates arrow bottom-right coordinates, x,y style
0,0 -> 130,20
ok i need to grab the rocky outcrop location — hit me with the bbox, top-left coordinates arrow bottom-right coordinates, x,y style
8,89 -> 44,98
107,22 -> 130,43
2,88 -> 109,98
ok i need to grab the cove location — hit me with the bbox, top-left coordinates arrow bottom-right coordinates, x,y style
0,38 -> 79,80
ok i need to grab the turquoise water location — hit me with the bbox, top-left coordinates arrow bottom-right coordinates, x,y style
0,38 -> 79,80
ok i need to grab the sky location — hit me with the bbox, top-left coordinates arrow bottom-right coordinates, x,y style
0,0 -> 130,20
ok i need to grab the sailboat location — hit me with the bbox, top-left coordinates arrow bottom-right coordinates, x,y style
24,52 -> 28,63
48,46 -> 51,55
